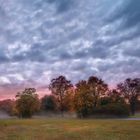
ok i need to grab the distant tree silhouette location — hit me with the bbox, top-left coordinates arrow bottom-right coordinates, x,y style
0,99 -> 14,115
117,78 -> 140,115
15,88 -> 40,118
49,76 -> 73,116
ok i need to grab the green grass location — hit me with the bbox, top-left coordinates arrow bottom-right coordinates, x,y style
0,118 -> 140,140
130,113 -> 140,118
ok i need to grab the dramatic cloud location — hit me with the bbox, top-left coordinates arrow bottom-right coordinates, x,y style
0,0 -> 140,99
108,0 -> 140,29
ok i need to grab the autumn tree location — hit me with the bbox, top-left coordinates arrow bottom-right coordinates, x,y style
15,88 -> 40,118
49,76 -> 73,116
88,76 -> 108,108
63,88 -> 75,112
117,78 -> 140,115
74,80 -> 94,118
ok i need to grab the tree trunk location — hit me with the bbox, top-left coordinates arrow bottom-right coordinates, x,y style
130,96 -> 137,115
94,101 -> 97,108
60,94 -> 64,117
60,106 -> 64,117
130,103 -> 135,115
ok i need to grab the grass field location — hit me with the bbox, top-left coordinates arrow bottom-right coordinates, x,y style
131,113 -> 140,118
0,119 -> 140,140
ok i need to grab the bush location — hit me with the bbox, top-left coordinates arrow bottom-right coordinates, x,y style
76,106 -> 93,118
93,103 -> 130,117
100,97 -> 112,106
41,95 -> 56,111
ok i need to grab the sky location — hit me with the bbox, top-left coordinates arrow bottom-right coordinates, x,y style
0,0 -> 140,99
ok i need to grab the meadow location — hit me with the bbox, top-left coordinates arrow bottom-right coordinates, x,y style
0,118 -> 140,140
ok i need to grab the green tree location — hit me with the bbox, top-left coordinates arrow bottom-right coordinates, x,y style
15,88 -> 40,118
49,75 -> 73,116
117,78 -> 140,115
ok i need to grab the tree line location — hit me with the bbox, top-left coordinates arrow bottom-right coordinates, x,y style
0,75 -> 140,118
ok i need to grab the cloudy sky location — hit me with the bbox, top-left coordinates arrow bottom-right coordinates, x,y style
0,0 -> 140,99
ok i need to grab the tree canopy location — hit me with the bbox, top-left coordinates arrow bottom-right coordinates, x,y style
15,88 -> 40,118
49,75 -> 73,116
117,78 -> 140,115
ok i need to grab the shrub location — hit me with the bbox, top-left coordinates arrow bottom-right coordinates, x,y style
41,95 -> 56,111
99,97 -> 112,106
93,103 -> 130,117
